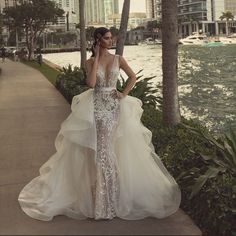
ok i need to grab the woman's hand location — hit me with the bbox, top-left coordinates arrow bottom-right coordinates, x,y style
112,90 -> 126,100
93,41 -> 100,60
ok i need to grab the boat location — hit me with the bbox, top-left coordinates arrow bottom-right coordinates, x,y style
179,33 -> 209,45
138,37 -> 162,45
180,32 -> 229,47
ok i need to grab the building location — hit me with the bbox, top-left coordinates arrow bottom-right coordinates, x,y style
145,0 -> 236,36
50,0 -> 78,31
0,0 -> 18,45
51,0 -> 119,28
146,0 -> 155,19
85,0 -> 119,26
145,0 -> 161,20
0,0 -> 16,11
127,28 -> 159,44
178,0 -> 236,36
107,12 -> 147,30
104,0 -> 119,25
178,0 -> 208,36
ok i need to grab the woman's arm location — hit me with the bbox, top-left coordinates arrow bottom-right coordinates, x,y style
119,55 -> 136,97
85,42 -> 100,88
85,58 -> 98,88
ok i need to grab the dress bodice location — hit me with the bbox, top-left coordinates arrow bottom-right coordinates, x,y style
95,54 -> 120,89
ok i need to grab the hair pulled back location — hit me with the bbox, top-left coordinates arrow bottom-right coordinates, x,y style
91,27 -> 110,57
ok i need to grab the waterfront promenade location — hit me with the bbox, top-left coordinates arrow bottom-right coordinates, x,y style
0,59 -> 202,235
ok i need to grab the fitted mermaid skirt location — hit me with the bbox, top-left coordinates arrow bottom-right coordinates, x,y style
18,88 -> 181,221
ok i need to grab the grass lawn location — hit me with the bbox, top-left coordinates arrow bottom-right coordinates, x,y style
22,60 -> 60,85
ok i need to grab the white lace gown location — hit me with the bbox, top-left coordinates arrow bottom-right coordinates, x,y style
18,54 -> 181,221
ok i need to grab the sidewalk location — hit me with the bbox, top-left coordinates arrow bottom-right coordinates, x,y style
0,59 -> 202,235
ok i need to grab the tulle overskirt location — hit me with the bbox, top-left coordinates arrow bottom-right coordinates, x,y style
18,89 -> 181,221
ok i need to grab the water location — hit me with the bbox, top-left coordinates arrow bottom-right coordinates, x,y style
43,44 -> 236,133
178,45 -> 236,133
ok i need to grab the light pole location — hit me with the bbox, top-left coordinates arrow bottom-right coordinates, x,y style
66,11 -> 76,32
16,28 -> 19,50
66,12 -> 69,31
43,31 -> 45,49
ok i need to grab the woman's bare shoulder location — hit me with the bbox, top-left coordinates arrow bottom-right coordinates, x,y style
118,55 -> 127,66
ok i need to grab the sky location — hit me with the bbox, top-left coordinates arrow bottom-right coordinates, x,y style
118,0 -> 146,13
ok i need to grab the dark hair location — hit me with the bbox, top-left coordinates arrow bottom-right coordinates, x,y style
91,27 -> 111,57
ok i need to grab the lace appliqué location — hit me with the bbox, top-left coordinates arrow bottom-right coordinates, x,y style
93,91 -> 120,219
93,55 -> 120,220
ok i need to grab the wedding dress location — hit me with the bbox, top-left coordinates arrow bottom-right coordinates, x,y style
18,54 -> 181,221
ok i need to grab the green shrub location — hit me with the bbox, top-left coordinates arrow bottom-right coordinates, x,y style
55,64 -> 89,103
117,70 -> 162,108
141,107 -> 235,235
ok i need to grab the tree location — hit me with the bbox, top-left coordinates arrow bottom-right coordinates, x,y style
110,26 -> 119,45
4,0 -> 64,60
0,13 -> 4,45
86,26 -> 95,43
116,0 -> 130,56
161,0 -> 181,125
220,11 -> 234,36
109,26 -> 119,38
147,20 -> 160,39
79,0 -> 86,69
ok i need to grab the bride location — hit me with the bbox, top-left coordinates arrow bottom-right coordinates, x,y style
18,27 -> 181,221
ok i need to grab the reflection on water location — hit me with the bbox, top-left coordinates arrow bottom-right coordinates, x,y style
178,45 -> 236,132
43,44 -> 236,133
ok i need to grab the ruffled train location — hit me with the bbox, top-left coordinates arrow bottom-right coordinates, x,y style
18,89 -> 181,221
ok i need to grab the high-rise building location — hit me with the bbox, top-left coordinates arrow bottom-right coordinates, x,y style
107,12 -> 147,30
52,0 -> 78,31
0,0 -> 18,45
85,0 -> 104,25
178,0 -> 208,21
104,0 -> 119,25
145,0 -> 161,20
48,0 -> 119,28
146,0 -> 236,36
146,0 -> 154,19
0,0 -> 16,12
177,0 -> 236,36
85,0 -> 119,26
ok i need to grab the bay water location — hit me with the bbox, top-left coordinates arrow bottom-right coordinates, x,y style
43,44 -> 236,133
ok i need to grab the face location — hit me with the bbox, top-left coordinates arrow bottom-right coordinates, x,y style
99,32 -> 113,49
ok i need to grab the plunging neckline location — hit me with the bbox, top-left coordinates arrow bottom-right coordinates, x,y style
97,54 -> 116,85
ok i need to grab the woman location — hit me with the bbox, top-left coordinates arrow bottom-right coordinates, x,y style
18,27 -> 181,221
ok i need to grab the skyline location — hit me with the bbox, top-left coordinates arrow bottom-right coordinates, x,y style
118,0 -> 146,13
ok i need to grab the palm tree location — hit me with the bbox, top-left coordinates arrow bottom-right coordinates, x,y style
116,0 -> 130,56
161,0 -> 181,125
79,0 -> 86,69
220,11 -> 234,36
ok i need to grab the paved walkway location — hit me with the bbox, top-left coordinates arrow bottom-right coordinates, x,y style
0,59 -> 202,235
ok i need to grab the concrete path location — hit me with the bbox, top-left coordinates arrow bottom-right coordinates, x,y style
0,59 -> 202,235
